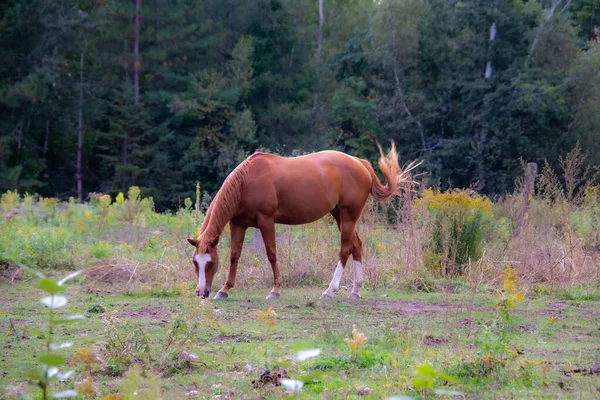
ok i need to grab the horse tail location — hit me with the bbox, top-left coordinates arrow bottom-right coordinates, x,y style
360,142 -> 421,202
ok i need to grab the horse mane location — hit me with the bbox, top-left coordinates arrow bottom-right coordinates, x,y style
197,153 -> 262,251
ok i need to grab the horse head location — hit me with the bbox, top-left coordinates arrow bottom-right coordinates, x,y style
187,236 -> 219,298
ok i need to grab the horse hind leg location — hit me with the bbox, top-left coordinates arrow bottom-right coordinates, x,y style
350,232 -> 363,299
321,216 -> 356,300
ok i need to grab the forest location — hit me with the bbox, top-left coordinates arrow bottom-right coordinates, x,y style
1,0 -> 600,208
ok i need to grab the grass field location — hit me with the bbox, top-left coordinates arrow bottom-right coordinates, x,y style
1,176 -> 600,399
1,278 -> 599,399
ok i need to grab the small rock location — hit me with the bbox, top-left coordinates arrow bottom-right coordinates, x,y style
356,386 -> 372,396
186,390 -> 199,397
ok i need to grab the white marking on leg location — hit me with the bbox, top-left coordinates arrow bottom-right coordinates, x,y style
194,253 -> 211,295
323,261 -> 344,297
351,261 -> 363,296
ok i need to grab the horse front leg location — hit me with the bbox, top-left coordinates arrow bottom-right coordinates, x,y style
258,217 -> 282,300
214,222 -> 247,299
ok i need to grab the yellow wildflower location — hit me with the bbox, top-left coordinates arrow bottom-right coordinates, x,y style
345,325 -> 368,359
257,305 -> 277,327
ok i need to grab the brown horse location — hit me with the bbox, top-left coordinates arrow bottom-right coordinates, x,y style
187,143 -> 417,300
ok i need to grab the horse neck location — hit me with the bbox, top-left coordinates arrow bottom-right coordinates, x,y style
199,156 -> 251,247
200,186 -> 241,246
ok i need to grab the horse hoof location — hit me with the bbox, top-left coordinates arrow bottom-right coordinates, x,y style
266,292 -> 280,301
320,293 -> 333,301
214,291 -> 228,300
349,293 -> 361,301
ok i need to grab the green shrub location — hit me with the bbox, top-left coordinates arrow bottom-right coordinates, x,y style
89,241 -> 113,260
417,188 -> 494,277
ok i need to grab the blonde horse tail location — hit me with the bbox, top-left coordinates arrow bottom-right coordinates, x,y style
360,142 -> 421,202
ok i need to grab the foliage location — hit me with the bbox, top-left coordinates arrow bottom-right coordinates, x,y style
0,0 -> 598,208
418,188 -> 494,276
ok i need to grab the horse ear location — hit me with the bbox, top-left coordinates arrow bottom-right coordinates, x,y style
187,238 -> 199,247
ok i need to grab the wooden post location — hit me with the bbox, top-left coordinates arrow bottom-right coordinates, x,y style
514,162 -> 537,237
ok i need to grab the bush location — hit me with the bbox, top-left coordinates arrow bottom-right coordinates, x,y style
417,188 -> 493,277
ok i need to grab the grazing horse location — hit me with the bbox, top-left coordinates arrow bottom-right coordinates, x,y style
187,143 -> 417,300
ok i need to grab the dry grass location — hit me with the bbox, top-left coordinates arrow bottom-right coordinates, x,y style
3,147 -> 599,293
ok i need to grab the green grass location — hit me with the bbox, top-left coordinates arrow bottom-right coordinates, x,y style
1,282 -> 599,399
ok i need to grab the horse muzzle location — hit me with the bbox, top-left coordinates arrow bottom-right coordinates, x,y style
196,289 -> 210,298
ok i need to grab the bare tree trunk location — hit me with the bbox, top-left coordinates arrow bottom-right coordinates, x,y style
76,52 -> 85,201
134,0 -> 141,105
528,0 -> 562,61
312,0 -> 324,115
316,0 -> 324,59
17,119 -> 23,153
485,22 -> 496,80
44,120 -> 50,157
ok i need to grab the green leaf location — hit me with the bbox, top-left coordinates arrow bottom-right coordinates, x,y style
415,363 -> 437,377
39,279 -> 65,295
413,376 -> 433,390
23,368 -> 44,381
436,371 -> 456,382
39,353 -> 65,366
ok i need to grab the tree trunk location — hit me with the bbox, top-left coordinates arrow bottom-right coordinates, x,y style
312,0 -> 324,115
134,0 -> 141,105
17,119 -> 23,153
528,0 -> 562,62
44,120 -> 50,157
76,52 -> 85,201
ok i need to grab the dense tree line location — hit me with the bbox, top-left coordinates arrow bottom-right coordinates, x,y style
1,0 -> 599,209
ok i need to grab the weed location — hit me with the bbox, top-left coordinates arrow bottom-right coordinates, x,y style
344,325 -> 368,362
257,305 -> 277,368
417,188 -> 493,277
87,303 -> 106,314
20,268 -> 84,400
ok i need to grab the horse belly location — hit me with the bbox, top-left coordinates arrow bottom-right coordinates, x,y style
273,177 -> 337,225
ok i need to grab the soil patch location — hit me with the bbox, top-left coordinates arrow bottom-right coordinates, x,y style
423,335 -> 449,346
118,304 -> 169,320
369,299 -> 465,316
85,262 -> 155,287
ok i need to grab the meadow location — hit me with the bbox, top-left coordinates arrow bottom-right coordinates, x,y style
1,158 -> 600,399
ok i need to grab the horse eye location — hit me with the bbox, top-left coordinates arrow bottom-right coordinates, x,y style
206,261 -> 215,270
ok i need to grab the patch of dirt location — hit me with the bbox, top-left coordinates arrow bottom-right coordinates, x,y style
118,304 -> 169,320
251,367 -> 289,388
85,263 -> 154,287
516,302 -> 569,316
84,288 -> 114,295
211,334 -> 264,343
515,324 -> 536,333
370,300 -> 462,316
423,335 -> 449,346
